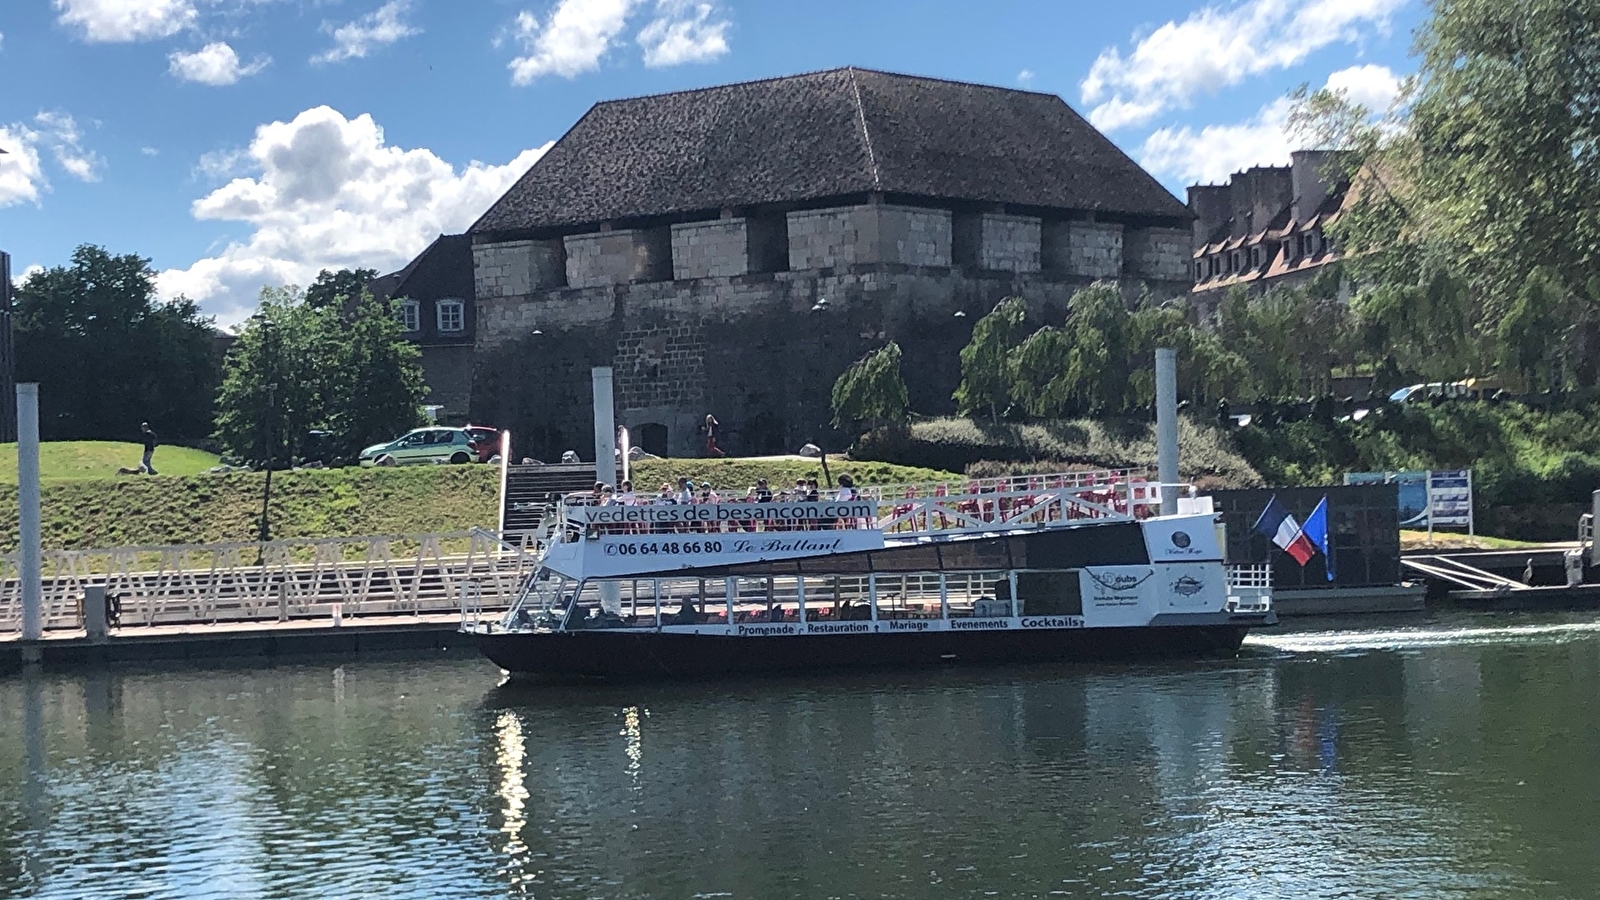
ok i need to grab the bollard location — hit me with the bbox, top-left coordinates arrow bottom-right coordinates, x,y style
332,600 -> 343,627
84,585 -> 109,643
277,582 -> 288,623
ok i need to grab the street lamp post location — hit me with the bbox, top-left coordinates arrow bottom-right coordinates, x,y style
254,317 -> 278,550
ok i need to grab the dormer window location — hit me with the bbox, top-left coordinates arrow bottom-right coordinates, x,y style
437,298 -> 465,333
395,299 -> 420,333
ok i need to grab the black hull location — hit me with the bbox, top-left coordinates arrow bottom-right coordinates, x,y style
474,624 -> 1257,679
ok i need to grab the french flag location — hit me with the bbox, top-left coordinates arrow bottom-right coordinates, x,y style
1253,495 -> 1316,566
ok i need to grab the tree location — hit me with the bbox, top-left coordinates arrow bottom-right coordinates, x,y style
1295,0 -> 1600,386
213,286 -> 424,465
305,267 -> 378,310
14,244 -> 219,441
830,342 -> 910,434
1057,283 -> 1131,414
1006,326 -> 1076,418
953,297 -> 1028,423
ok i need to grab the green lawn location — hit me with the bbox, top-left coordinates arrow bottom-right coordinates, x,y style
0,441 -> 222,482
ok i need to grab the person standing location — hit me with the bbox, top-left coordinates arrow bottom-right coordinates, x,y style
138,422 -> 159,475
703,414 -> 725,458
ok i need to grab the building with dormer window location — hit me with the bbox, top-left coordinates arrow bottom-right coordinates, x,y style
1187,150 -> 1352,310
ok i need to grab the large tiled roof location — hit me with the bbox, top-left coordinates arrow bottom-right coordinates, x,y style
471,67 -> 1188,235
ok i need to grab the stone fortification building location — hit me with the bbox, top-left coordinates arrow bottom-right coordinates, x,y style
455,67 -> 1193,460
1188,150 -> 1352,304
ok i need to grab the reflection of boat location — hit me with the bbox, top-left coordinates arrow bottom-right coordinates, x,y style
463,471 -> 1276,678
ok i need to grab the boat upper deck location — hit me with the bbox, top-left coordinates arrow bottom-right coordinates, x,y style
556,468 -> 1211,544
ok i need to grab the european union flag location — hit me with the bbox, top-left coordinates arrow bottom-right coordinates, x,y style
1302,496 -> 1335,581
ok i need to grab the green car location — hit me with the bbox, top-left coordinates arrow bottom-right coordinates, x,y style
359,427 -> 479,466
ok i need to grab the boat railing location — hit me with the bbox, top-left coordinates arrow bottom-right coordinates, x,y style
557,468 -> 1193,541
1225,564 -> 1273,613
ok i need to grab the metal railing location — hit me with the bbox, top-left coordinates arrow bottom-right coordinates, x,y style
1225,564 -> 1273,612
563,468 -> 1181,541
0,529 -> 546,635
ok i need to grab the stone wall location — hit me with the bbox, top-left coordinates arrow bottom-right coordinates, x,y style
1123,227 -> 1192,282
472,239 -> 565,300
671,220 -> 752,280
473,264 -> 1150,460
418,343 -> 474,421
565,227 -> 672,287
786,205 -> 952,270
1041,221 -> 1123,279
977,213 -> 1042,273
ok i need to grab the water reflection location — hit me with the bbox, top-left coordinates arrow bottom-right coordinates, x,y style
494,710 -> 532,893
0,614 -> 1596,898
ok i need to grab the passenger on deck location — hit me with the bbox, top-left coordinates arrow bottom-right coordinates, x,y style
669,596 -> 703,625
836,474 -> 857,501
806,479 -> 820,502
755,478 -> 773,503
616,480 -> 636,505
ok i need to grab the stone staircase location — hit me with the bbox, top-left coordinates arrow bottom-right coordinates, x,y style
501,463 -> 622,534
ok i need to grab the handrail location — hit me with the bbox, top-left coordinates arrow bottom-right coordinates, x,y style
0,529 -> 542,635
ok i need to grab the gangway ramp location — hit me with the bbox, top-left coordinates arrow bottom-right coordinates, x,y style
1402,555 -> 1530,592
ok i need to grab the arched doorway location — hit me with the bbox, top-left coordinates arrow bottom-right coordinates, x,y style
636,422 -> 668,457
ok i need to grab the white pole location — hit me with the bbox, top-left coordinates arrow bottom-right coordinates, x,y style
496,430 -> 511,535
1426,471 -> 1435,543
1155,348 -> 1179,515
18,383 -> 43,642
618,426 -> 631,487
592,367 -> 616,488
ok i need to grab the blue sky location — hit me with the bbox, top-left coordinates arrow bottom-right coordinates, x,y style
0,0 -> 1424,325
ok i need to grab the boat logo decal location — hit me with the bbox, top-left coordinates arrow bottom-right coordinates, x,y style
1170,531 -> 1192,549
1171,575 -> 1204,596
1087,570 -> 1153,592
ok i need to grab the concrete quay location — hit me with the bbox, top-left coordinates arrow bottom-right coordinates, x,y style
0,613 -> 481,674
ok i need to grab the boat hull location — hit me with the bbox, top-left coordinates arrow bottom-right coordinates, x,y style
473,621 -> 1265,678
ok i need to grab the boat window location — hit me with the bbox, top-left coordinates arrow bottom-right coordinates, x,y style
872,573 -> 943,620
656,577 -> 726,627
1021,523 -> 1148,567
562,580 -> 657,631
944,571 -> 1013,618
729,576 -> 804,626
937,540 -> 1012,572
1011,571 -> 1083,616
862,544 -> 943,573
793,551 -> 873,575
799,574 -> 872,624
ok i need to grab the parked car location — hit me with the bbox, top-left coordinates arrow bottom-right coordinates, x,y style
358,427 -> 480,466
461,424 -> 504,463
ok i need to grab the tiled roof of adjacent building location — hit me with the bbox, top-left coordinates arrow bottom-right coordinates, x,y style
471,67 -> 1189,236
370,233 -> 473,302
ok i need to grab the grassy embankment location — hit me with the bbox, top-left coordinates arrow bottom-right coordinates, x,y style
853,416 -> 1264,488
0,443 -> 957,551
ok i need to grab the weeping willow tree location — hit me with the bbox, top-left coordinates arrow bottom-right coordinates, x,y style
953,297 -> 1029,423
830,342 -> 910,434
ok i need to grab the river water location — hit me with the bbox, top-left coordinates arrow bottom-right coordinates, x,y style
3,612 -> 1599,900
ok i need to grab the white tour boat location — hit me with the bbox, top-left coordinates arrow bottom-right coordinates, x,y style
464,470 -> 1275,678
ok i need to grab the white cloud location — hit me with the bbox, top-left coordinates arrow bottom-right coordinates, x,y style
637,0 -> 729,68
508,0 -> 638,84
142,146 -> 161,156
1136,64 -> 1404,186
1017,69 -> 1035,86
1081,0 -> 1406,131
1324,63 -> 1404,113
169,41 -> 271,85
0,125 -> 47,207
1139,98 -> 1295,186
34,111 -> 104,183
157,106 -> 551,325
312,0 -> 420,65
54,0 -> 197,43
16,264 -> 45,287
